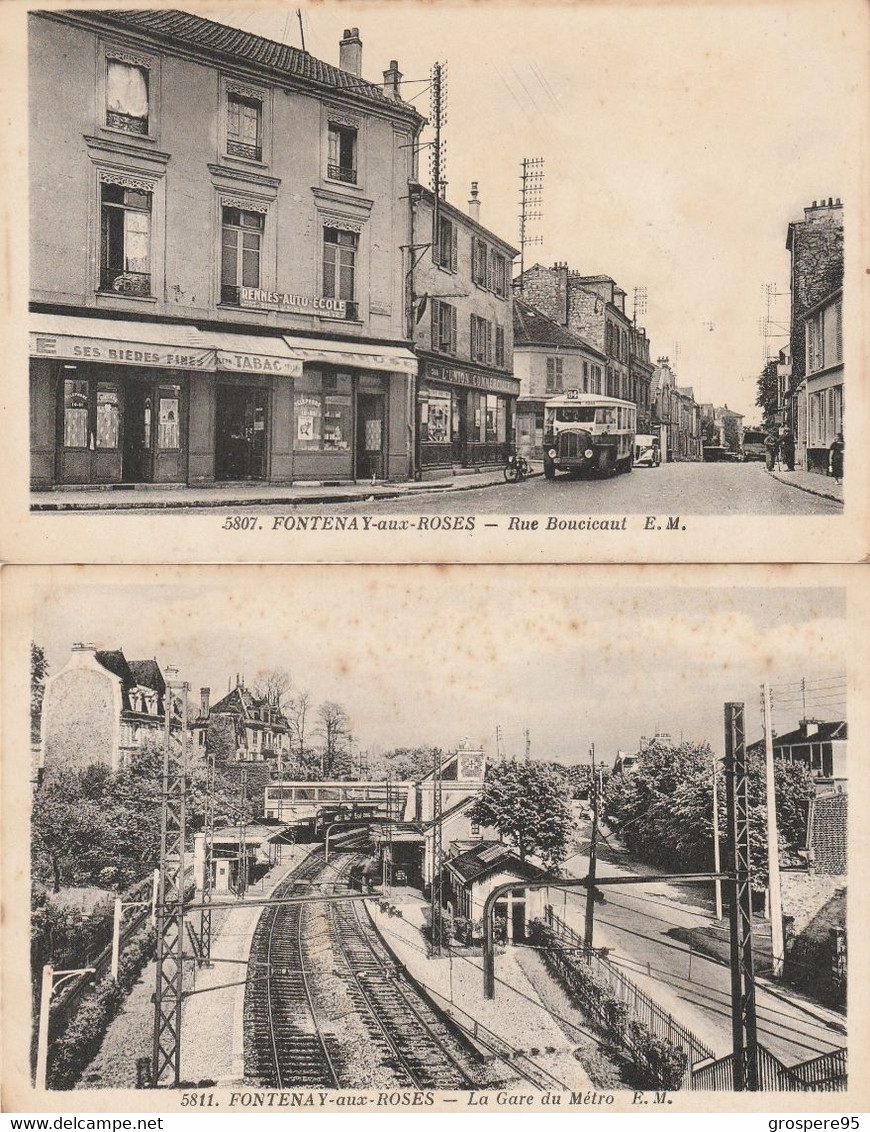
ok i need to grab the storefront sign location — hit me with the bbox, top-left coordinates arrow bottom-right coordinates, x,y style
215,349 -> 302,376
241,288 -> 347,320
425,362 -> 519,396
31,334 -> 212,369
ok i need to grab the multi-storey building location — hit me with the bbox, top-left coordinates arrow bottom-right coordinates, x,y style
517,263 -> 652,427
29,10 -> 424,490
785,198 -> 844,473
193,679 -> 291,765
409,183 -> 519,474
650,355 -> 678,460
512,297 -> 606,458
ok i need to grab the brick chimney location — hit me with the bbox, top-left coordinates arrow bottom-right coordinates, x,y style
339,28 -> 362,77
200,687 -> 210,717
382,60 -> 402,101
468,181 -> 481,222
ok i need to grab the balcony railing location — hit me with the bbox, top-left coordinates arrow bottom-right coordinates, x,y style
227,139 -> 262,161
328,163 -> 357,184
99,268 -> 152,297
106,110 -> 148,135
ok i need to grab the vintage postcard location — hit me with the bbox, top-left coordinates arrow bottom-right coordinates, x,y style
0,0 -> 868,563
2,563 -> 867,1112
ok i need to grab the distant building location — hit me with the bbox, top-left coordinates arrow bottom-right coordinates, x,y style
194,678 -> 291,766
700,403 -> 744,459
40,643 -> 180,777
650,357 -> 678,460
409,182 -> 519,475
786,199 -> 844,473
512,296 -> 606,459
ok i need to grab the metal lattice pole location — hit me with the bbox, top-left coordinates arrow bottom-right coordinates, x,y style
200,748 -> 216,963
238,765 -> 248,899
430,749 -> 444,955
724,701 -> 759,1091
151,676 -> 188,1087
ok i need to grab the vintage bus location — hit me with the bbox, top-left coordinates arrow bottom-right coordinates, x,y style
543,391 -> 636,479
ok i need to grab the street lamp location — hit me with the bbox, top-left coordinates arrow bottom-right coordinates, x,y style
36,965 -> 96,1090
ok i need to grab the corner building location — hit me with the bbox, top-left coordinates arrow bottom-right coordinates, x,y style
29,10 -> 423,489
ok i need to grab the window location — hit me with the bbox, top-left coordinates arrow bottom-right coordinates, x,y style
327,123 -> 357,183
420,388 -> 452,444
495,325 -> 506,367
492,251 -> 509,297
221,206 -> 263,304
63,377 -> 122,450
546,356 -> 564,393
434,215 -> 457,271
582,360 -> 590,392
158,386 -> 180,449
433,301 -> 457,355
471,237 -> 488,287
227,92 -> 262,161
471,314 -> 492,363
294,371 -> 352,452
96,384 -> 120,448
100,183 -> 152,296
106,58 -> 149,135
323,227 -> 358,316
63,379 -> 89,448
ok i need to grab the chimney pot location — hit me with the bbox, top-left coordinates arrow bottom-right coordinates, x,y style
468,181 -> 481,221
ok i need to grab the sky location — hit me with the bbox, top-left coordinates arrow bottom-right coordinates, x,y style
31,568 -> 847,765
197,1 -> 861,420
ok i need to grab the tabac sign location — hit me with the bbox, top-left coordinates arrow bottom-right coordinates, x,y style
240,288 -> 348,320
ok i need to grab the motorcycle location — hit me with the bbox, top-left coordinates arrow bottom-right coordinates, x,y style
503,452 -> 531,483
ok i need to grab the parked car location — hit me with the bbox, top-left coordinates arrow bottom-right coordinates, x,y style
633,434 -> 661,467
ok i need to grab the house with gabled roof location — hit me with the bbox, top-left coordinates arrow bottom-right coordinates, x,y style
444,841 -> 549,942
194,677 -> 291,767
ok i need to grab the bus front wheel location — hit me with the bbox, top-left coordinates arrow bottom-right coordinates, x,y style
544,462 -> 556,480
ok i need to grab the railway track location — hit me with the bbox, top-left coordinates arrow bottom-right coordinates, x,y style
328,872 -> 481,1090
245,851 -> 342,1088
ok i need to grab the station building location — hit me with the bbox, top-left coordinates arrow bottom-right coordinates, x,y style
29,10 -> 423,490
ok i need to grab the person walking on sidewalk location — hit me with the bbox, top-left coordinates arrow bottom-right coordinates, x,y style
764,430 -> 778,472
829,432 -> 844,484
779,427 -> 796,472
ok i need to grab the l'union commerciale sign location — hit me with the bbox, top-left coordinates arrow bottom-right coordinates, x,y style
240,288 -> 347,319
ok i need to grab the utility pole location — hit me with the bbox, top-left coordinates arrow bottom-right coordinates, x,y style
237,764 -> 248,899
517,157 -> 544,290
711,749 -> 723,920
199,748 -> 216,963
151,673 -> 188,1087
762,682 -> 784,977
430,61 -> 447,242
724,702 -> 759,1091
583,744 -> 598,955
430,748 -> 444,955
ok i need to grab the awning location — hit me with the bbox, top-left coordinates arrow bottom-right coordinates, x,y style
203,332 -> 302,377
30,314 -> 301,377
282,334 -> 418,375
30,313 -> 212,369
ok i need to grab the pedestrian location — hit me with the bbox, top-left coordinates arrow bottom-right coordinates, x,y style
829,432 -> 844,484
779,428 -> 796,472
764,430 -> 778,472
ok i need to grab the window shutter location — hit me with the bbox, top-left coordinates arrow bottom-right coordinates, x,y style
451,225 -> 458,272
487,321 -> 493,364
451,304 -> 457,353
432,300 -> 439,350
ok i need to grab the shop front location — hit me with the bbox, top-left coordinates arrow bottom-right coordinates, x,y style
417,360 -> 519,476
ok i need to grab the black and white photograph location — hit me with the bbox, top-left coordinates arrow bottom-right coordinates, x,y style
5,0 -> 867,564
2,565 -> 865,1112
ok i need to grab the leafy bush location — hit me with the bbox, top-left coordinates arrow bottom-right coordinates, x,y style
627,1021 -> 688,1090
452,915 -> 473,946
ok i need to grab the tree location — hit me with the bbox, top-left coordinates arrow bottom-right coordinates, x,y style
252,667 -> 292,709
286,690 -> 313,766
316,701 -> 353,778
467,760 -> 573,870
756,360 -> 780,428
31,643 -> 48,745
368,747 -> 432,782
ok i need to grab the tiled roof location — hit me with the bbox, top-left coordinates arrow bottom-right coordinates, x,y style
95,649 -> 134,688
446,840 -> 549,885
128,658 -> 165,694
94,10 -> 421,117
775,721 -> 847,746
513,298 -> 605,358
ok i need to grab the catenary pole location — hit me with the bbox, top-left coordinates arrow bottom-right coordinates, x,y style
763,682 -> 785,977
583,743 -> 598,954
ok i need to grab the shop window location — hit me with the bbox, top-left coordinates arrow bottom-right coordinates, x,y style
323,228 -> 358,308
420,388 -> 452,443
227,92 -> 262,161
546,356 -> 564,393
495,325 -> 505,367
106,58 -> 149,135
63,379 -> 90,448
100,183 -> 152,296
433,301 -> 457,355
221,206 -> 263,305
294,372 -> 352,452
327,123 -> 357,184
158,386 -> 180,449
96,384 -> 120,448
434,215 -> 457,271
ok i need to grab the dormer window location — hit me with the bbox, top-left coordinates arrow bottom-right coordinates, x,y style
227,92 -> 262,161
328,123 -> 357,184
106,58 -> 149,135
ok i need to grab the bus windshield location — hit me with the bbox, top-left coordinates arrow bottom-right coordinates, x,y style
556,407 -> 607,424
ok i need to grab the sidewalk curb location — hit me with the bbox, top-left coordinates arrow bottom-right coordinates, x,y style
30,470 -> 541,512
768,471 -> 843,506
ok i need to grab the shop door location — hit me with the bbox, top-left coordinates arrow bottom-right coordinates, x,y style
355,393 -> 386,479
216,385 -> 267,480
122,383 -> 153,483
58,375 -> 123,484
